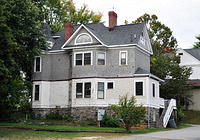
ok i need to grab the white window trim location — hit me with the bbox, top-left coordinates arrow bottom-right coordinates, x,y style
33,84 -> 40,101
152,82 -> 156,98
119,50 -> 128,65
76,83 -> 83,98
75,82 -> 92,98
106,81 -> 115,90
75,33 -> 93,45
96,81 -> 106,99
34,56 -> 42,72
74,51 -> 93,66
96,52 -> 106,65
134,80 -> 145,96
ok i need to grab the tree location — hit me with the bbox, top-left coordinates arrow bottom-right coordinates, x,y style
130,14 -> 192,107
193,35 -> 200,48
0,0 -> 47,120
111,95 -> 146,132
33,0 -> 102,33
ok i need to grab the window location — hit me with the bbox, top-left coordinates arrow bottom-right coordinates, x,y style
34,85 -> 39,101
97,82 -> 104,99
84,53 -> 91,65
97,53 -> 105,65
152,83 -> 155,97
76,83 -> 83,98
120,51 -> 127,65
76,54 -> 82,65
107,82 -> 113,89
75,52 -> 92,66
84,82 -> 91,98
75,33 -> 92,45
35,56 -> 41,72
135,82 -> 143,96
178,53 -> 183,55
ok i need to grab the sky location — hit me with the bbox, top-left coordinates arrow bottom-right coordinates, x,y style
73,0 -> 200,49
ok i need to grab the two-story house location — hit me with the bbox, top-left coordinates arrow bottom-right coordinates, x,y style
32,11 -> 176,128
177,48 -> 200,110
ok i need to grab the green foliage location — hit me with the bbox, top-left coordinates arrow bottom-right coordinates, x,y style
111,95 -> 146,132
65,115 -> 72,122
193,35 -> 200,48
0,0 -> 46,121
131,14 -> 192,107
101,114 -> 119,128
33,0 -> 102,33
45,111 -> 63,120
177,108 -> 185,123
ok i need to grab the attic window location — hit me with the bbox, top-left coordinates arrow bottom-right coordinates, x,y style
75,33 -> 92,45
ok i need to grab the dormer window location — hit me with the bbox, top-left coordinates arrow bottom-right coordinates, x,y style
75,33 -> 92,45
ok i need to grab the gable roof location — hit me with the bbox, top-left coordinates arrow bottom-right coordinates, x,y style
50,22 -> 152,53
184,48 -> 200,61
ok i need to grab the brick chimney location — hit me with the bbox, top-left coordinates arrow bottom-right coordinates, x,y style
109,11 -> 117,31
64,22 -> 74,42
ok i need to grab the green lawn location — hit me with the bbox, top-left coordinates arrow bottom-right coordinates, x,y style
182,110 -> 200,124
0,122 -> 191,140
0,128 -> 129,140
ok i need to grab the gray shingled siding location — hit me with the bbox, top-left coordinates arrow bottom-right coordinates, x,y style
32,52 -> 70,81
32,46 -> 151,81
71,47 -> 136,78
135,48 -> 150,72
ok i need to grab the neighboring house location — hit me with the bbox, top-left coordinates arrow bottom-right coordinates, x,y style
32,11 -> 176,128
177,48 -> 200,110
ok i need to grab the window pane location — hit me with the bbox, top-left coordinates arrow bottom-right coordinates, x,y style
120,52 -> 127,65
121,52 -> 126,59
76,34 -> 91,44
107,82 -> 113,89
121,58 -> 126,65
98,53 -> 105,59
84,53 -> 91,65
76,83 -> 83,98
84,83 -> 91,98
98,82 -> 104,99
76,54 -> 82,65
152,83 -> 155,97
136,82 -> 143,96
35,85 -> 39,100
36,57 -> 40,71
98,53 -> 105,65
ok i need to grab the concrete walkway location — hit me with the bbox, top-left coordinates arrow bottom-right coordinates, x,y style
106,125 -> 200,140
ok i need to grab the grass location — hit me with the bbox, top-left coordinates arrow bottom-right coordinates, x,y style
182,110 -> 200,124
0,122 -> 125,132
0,128 -> 129,140
0,122 -> 191,139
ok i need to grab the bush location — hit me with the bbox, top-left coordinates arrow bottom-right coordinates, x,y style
87,118 -> 96,126
65,115 -> 72,122
177,108 -> 185,122
45,111 -> 63,120
101,114 -> 119,127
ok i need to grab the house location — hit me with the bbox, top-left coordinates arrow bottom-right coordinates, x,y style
177,48 -> 200,110
32,11 -> 176,128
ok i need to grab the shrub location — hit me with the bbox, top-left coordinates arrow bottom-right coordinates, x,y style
65,115 -> 72,122
111,95 -> 146,132
101,114 -> 119,127
177,108 -> 185,122
45,111 -> 63,120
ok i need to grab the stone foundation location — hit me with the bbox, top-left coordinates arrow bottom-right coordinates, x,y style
32,108 -> 71,118
32,107 -> 162,128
